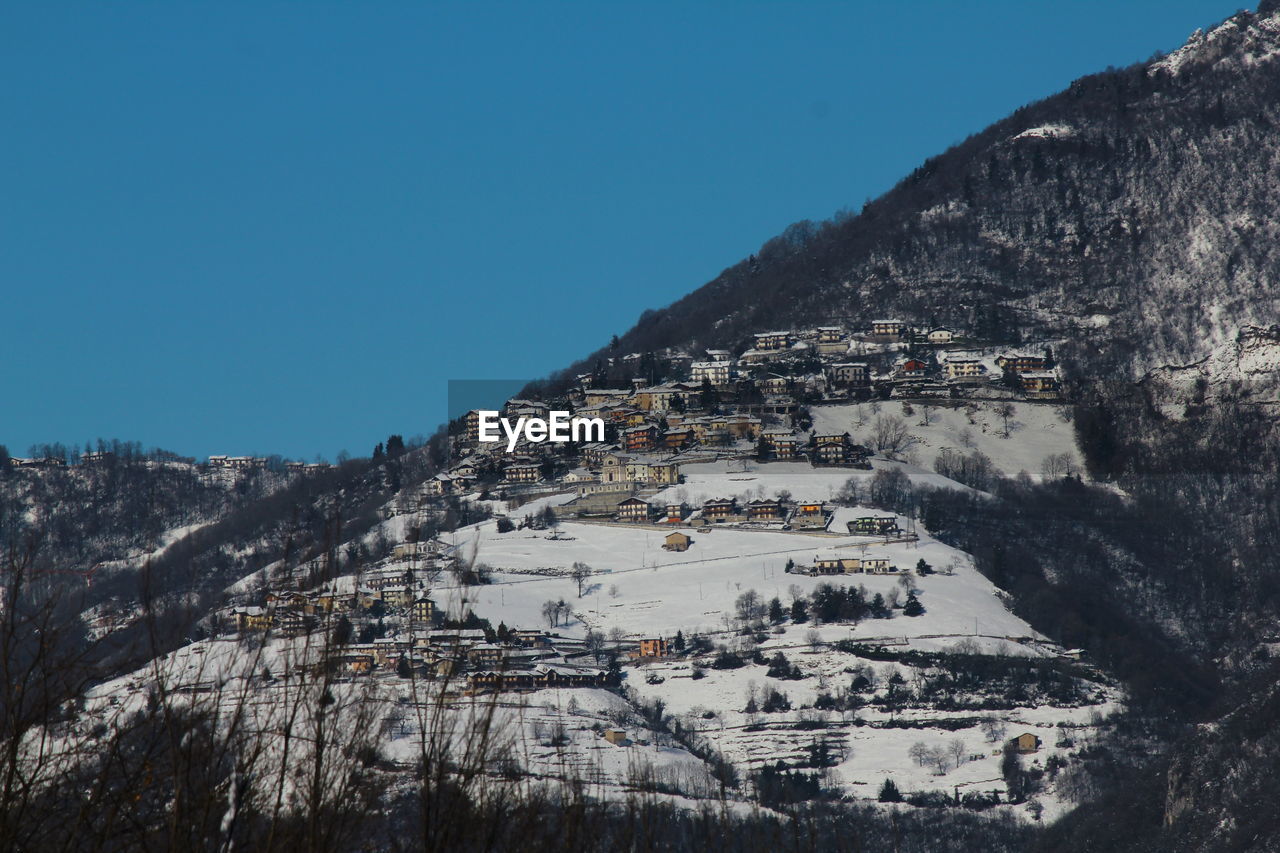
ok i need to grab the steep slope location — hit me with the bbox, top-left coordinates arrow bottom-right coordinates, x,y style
555,7 -> 1280,386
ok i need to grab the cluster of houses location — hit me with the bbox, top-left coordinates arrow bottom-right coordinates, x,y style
598,495 -> 836,531
205,455 -> 332,474
805,553 -> 899,576
227,576 -> 438,638
412,325 -> 1062,539
226,579 -> 616,693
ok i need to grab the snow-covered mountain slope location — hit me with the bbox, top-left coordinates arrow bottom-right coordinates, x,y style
808,402 -> 1082,480
548,6 -> 1280,397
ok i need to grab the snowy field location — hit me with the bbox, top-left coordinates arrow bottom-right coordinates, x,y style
648,457 -> 967,507
445,511 -> 1033,645
809,401 -> 1083,481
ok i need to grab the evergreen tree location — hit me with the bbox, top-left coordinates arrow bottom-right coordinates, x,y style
878,778 -> 904,802
790,598 -> 809,623
903,591 -> 925,617
700,377 -> 716,410
673,630 -> 685,652
396,655 -> 411,678
768,597 -> 785,623
334,615 -> 352,645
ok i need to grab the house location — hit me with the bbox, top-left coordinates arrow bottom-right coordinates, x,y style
422,473 -> 455,496
276,610 -> 308,636
702,498 -> 737,523
1020,371 -> 1061,400
862,558 -> 896,574
412,597 -> 437,622
230,606 -> 271,632
622,424 -> 659,452
503,463 -> 542,484
615,497 -> 653,523
756,375 -> 790,396
662,503 -> 687,525
690,360 -> 731,387
871,319 -> 906,339
663,428 -> 694,450
562,468 -> 598,484
745,499 -> 784,522
790,501 -> 828,530
943,357 -> 986,380
625,460 -> 653,484
603,729 -> 630,746
996,353 -> 1048,374
813,554 -> 852,575
580,443 -> 618,469
468,643 -> 506,668
827,362 -> 870,387
450,458 -> 481,479
705,348 -> 732,362
724,414 -> 763,439
848,516 -> 901,536
505,399 -> 549,418
753,331 -> 792,351
926,327 -> 955,344
763,430 -> 799,460
338,652 -> 375,674
380,585 -> 413,607
897,358 -> 929,377
663,531 -> 692,552
815,326 -> 848,355
638,637 -> 669,658
647,461 -> 680,485
1011,733 -> 1042,754
811,433 -> 870,467
583,388 -> 632,406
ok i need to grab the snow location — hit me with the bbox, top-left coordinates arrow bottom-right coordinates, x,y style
1011,124 -> 1075,142
73,431 -> 1118,824
808,401 -> 1082,482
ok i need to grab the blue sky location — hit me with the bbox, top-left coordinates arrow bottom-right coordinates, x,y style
1,1 -> 1235,461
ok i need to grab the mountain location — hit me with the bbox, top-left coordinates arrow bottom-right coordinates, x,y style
8,7 -> 1280,852
557,8 -> 1280,387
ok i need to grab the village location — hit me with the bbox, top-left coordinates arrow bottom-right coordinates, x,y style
219,320 -> 1070,694
425,320 -> 1060,520
57,316 -> 1107,818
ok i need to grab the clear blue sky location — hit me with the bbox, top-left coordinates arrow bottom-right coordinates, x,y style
1,1 -> 1235,461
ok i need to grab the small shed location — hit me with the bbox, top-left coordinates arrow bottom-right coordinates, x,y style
663,531 -> 692,552
1011,732 -> 1042,754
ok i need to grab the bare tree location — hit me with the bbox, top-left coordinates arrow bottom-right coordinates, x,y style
981,715 -> 1008,743
949,738 -> 968,768
570,561 -> 592,597
995,402 -> 1017,438
871,415 -> 919,458
541,599 -> 560,628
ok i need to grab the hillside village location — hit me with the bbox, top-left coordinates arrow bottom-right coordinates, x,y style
427,320 -> 1062,510
0,318 -> 1095,820
174,319 -> 1111,819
